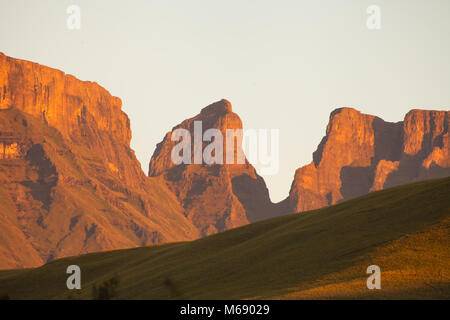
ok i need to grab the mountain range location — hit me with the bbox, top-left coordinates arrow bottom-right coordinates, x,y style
0,52 -> 448,269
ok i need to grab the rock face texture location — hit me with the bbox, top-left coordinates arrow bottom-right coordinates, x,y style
148,99 -> 279,236
0,52 -> 199,269
286,108 -> 450,212
1,51 -> 448,269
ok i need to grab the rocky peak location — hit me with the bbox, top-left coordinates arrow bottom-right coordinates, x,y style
0,52 -> 146,189
403,109 -> 449,157
0,52 -> 130,145
148,99 -> 278,235
287,107 -> 449,213
0,53 -> 199,269
312,107 -> 377,168
200,98 -> 233,116
149,99 -> 244,177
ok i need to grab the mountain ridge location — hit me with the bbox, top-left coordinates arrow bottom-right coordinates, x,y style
0,52 -> 448,269
148,99 -> 280,236
284,106 -> 449,212
0,52 -> 200,269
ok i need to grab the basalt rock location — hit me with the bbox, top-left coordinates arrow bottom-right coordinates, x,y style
148,99 -> 280,236
286,108 -> 450,212
1,51 -> 448,268
0,53 -> 199,269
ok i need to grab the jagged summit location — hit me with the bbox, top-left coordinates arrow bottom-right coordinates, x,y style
0,53 -> 200,269
0,51 -> 448,269
200,99 -> 233,115
287,107 -> 449,212
148,99 -> 277,236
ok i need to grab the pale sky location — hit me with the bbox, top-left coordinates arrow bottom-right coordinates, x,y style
1,0 -> 449,202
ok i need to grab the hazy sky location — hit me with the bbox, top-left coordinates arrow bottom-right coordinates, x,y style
1,0 -> 449,202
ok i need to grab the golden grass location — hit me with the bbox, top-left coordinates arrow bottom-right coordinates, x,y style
276,220 -> 450,299
0,177 -> 449,300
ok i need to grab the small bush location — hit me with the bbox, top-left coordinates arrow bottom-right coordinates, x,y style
92,275 -> 120,300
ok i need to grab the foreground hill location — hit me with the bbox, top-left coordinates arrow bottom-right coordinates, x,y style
1,177 -> 448,299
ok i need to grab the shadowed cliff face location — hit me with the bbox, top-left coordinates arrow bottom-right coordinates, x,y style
0,51 -> 448,268
0,53 -> 199,269
148,99 -> 279,236
0,52 -> 141,189
287,108 -> 450,212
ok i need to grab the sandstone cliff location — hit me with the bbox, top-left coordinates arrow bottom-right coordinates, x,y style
148,99 -> 278,236
1,51 -> 448,269
0,53 -> 199,269
286,107 -> 450,212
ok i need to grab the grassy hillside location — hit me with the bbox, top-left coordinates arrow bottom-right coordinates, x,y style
0,177 -> 449,300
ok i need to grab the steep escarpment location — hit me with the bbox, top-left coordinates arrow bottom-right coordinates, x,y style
148,103 -> 448,233
0,53 -> 199,269
149,99 -> 279,236
0,52 -> 141,189
286,108 -> 450,212
1,51 -> 448,269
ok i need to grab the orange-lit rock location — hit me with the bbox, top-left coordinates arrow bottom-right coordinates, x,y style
1,51 -> 448,269
370,160 -> 400,192
286,108 -> 449,212
149,99 -> 280,235
0,52 -> 143,189
0,142 -> 19,159
0,52 -> 199,269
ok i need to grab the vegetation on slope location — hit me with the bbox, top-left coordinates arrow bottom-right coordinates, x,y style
0,177 -> 449,299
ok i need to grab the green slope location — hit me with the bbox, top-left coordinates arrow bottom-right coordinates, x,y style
0,177 -> 449,300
